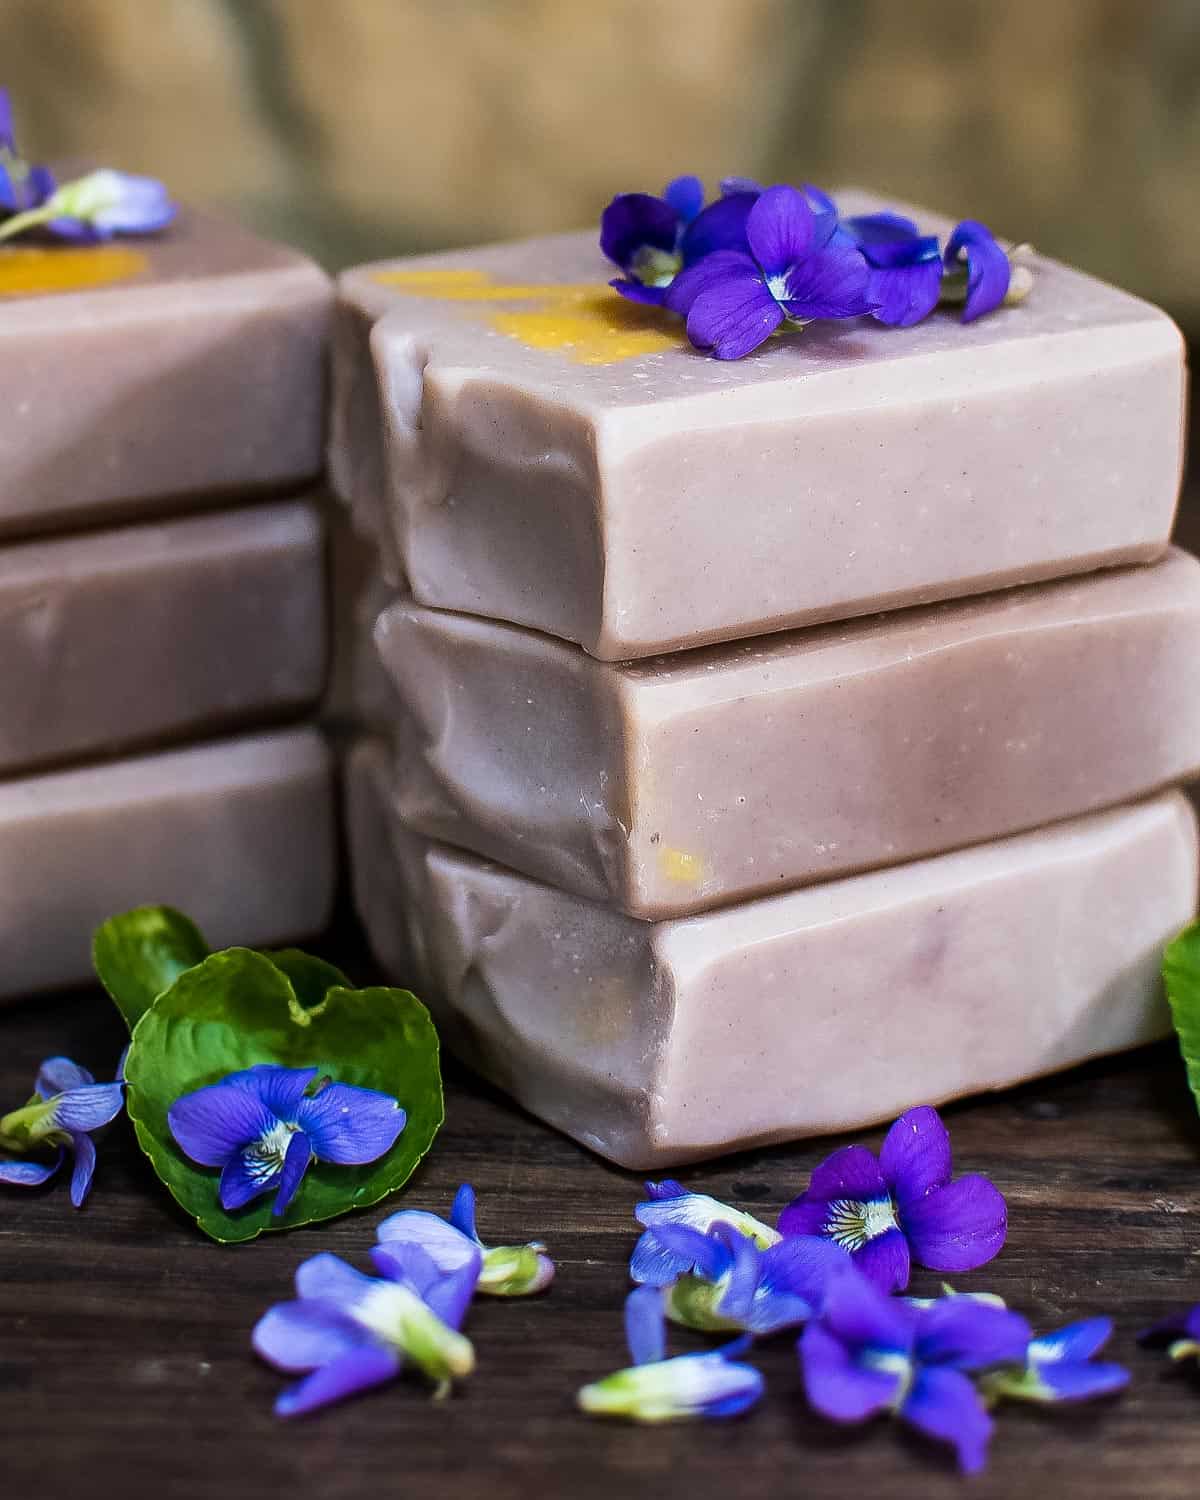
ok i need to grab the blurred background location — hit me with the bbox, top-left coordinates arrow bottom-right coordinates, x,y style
1,0 -> 1195,480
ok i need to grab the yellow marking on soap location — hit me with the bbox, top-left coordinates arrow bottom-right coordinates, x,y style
0,244 -> 149,298
372,267 -> 683,364
658,848 -> 707,885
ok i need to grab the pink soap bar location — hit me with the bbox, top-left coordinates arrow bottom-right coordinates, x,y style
0,728 -> 334,1000
332,190 -> 1185,659
0,208 -> 330,538
365,550 -> 1200,916
349,738 -> 1196,1167
0,500 -> 326,774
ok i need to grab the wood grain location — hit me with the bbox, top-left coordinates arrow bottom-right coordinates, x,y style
4,932 -> 1200,1500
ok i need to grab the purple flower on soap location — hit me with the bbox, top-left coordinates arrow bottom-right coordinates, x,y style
980,1315 -> 1129,1405
601,176 -> 760,306
376,1182 -> 555,1297
253,1245 -> 478,1417
1138,1304 -> 1200,1363
643,1218 -> 850,1336
0,167 -> 176,245
0,87 -> 55,215
664,184 -> 876,359
779,1105 -> 1007,1293
577,1284 -> 764,1423
0,1056 -> 124,1206
631,1179 -> 780,1286
800,1263 -> 1031,1473
942,218 -> 1012,322
168,1063 -> 406,1218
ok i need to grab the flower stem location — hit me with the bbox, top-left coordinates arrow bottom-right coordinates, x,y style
0,205 -> 53,242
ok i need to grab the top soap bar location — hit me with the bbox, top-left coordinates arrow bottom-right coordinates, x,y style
334,190 -> 1185,660
0,204 -> 331,538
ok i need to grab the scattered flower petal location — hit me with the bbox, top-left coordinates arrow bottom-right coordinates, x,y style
982,1316 -> 1129,1404
377,1182 -> 554,1298
942,219 -> 1011,322
578,1286 -> 764,1423
631,1180 -> 779,1286
0,1054 -> 124,1206
169,1064 -> 406,1219
1139,1305 -> 1200,1363
780,1106 -> 1007,1292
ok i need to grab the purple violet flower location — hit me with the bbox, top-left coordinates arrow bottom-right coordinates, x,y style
663,183 -> 876,359
631,1179 -> 780,1286
0,87 -> 55,216
578,1285 -> 764,1424
0,1056 -> 124,1207
980,1316 -> 1129,1405
640,1219 -> 850,1336
779,1105 -> 1007,1293
168,1064 -> 406,1218
0,167 -> 176,245
376,1182 -> 554,1297
253,1245 -> 479,1417
838,211 -> 945,327
1138,1305 -> 1200,1363
800,1263 -> 1031,1474
601,176 -> 756,306
942,218 -> 1012,322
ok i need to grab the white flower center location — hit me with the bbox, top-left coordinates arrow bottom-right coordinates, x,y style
243,1121 -> 294,1182
766,272 -> 791,303
823,1195 -> 898,1252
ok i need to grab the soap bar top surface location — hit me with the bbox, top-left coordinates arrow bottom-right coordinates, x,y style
349,738 -> 1196,1168
0,499 -> 326,775
369,549 -> 1200,916
0,206 -> 332,536
0,727 -> 334,1000
335,190 -> 1185,658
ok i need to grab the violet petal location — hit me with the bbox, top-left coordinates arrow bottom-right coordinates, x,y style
610,276 -> 668,306
50,1081 -> 124,1135
868,259 -> 944,327
1036,1360 -> 1130,1402
901,1365 -> 993,1474
375,1206 -> 479,1275
821,1263 -> 916,1353
663,174 -> 704,224
295,1252 -> 376,1309
68,1131 -> 97,1208
853,1226 -> 912,1293
879,1105 -> 953,1206
780,243 -> 875,320
745,184 -> 815,276
914,1298 -> 1031,1372
1029,1317 -> 1114,1366
901,1173 -> 1007,1273
296,1081 -> 405,1165
275,1344 -> 401,1419
664,248 -> 756,317
687,273 -> 784,359
271,1130 -> 312,1217
35,1057 -> 94,1099
168,1078 -> 276,1167
600,192 -> 678,271
944,219 -> 1011,322
625,1285 -> 667,1367
800,1321 -> 903,1422
219,1150 -> 280,1212
253,1298 -> 368,1372
0,1149 -> 63,1186
783,1145 -> 889,1221
679,191 -> 756,264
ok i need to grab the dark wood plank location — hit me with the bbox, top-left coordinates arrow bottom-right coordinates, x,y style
4,928 -> 1200,1500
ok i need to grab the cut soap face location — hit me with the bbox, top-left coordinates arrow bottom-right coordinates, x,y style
332,189 -> 1185,659
349,739 -> 1196,1168
0,728 -> 335,1000
0,499 -> 327,774
0,207 -> 331,538
366,549 -> 1200,916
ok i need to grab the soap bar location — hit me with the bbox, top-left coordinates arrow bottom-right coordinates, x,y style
366,549 -> 1200,916
348,739 -> 1195,1167
332,190 -> 1185,659
0,500 -> 326,774
0,728 -> 334,1000
0,208 -> 330,538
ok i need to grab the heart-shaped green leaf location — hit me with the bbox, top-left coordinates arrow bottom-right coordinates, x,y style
1164,920 -> 1200,1114
124,947 -> 443,1243
93,905 -> 210,1030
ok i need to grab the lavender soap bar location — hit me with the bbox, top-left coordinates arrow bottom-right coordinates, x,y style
367,550 -> 1200,916
0,500 -> 325,774
349,739 -> 1196,1167
0,209 -> 330,537
333,190 -> 1184,659
0,728 -> 334,1001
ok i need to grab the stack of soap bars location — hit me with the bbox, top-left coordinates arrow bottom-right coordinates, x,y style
333,190 -> 1196,1168
0,210 -> 335,997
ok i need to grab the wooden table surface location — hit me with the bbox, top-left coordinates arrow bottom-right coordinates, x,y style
4,937 -> 1200,1500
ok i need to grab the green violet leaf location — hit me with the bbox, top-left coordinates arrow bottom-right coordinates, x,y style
259,949 -> 352,1009
93,905 -> 210,1030
124,948 -> 443,1244
1163,920 -> 1200,1113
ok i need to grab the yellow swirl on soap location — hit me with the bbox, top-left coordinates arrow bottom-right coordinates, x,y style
373,267 -> 683,364
0,245 -> 149,298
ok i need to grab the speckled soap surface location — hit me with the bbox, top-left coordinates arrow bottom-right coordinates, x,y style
363,549 -> 1200,917
332,189 -> 1185,660
0,207 -> 331,537
348,739 -> 1197,1168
